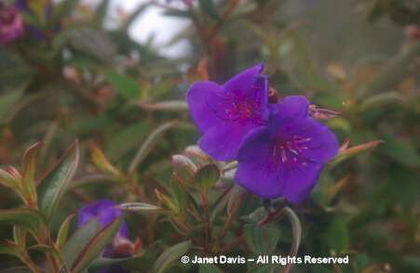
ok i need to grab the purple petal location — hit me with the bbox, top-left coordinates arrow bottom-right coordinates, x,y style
199,123 -> 259,161
271,96 -> 310,122
187,81 -> 227,133
235,130 -> 323,203
223,64 -> 265,97
78,199 -> 129,238
298,118 -> 339,163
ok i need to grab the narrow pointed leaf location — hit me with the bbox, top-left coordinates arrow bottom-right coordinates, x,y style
63,219 -> 102,268
38,140 -> 79,220
152,241 -> 191,273
0,169 -> 19,192
199,264 -> 223,273
199,0 -> 220,20
56,214 -> 75,250
0,209 -> 46,234
71,218 -> 122,273
0,267 -> 31,273
244,224 -> 280,254
105,72 -> 140,100
129,121 -> 175,175
22,142 -> 42,206
13,226 -> 26,248
0,241 -> 21,257
118,202 -> 165,213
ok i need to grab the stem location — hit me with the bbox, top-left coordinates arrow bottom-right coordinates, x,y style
21,253 -> 42,273
201,193 -> 212,251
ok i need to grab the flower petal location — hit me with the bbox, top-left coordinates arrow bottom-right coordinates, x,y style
272,96 -> 310,122
187,81 -> 227,132
298,118 -> 339,163
199,123 -> 258,161
223,64 -> 265,97
235,121 -> 325,203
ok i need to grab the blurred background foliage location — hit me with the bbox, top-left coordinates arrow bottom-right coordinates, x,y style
1,0 -> 420,272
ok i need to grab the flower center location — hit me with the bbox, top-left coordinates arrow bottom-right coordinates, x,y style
272,136 -> 311,169
208,93 -> 264,125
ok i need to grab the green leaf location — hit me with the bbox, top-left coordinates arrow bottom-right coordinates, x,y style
38,140 -> 79,220
199,0 -> 220,20
122,3 -> 150,30
63,219 -> 102,269
137,101 -> 189,112
152,241 -> 191,273
360,92 -> 406,111
327,217 -> 349,253
379,135 -> 420,167
0,169 -> 20,193
0,90 -> 24,122
53,0 -> 81,23
172,154 -> 197,184
56,214 -> 75,250
64,28 -> 117,62
13,226 -> 27,248
94,0 -> 110,27
0,267 -> 32,273
199,264 -> 223,273
71,218 -> 122,273
244,224 -> 280,254
118,202 -> 165,213
0,241 -> 22,257
0,209 -> 46,234
128,121 -> 175,175
21,143 -> 42,207
163,10 -> 192,18
105,72 -> 140,100
0,49 -> 33,93
194,164 -> 220,192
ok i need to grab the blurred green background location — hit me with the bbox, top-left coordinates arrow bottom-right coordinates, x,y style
1,0 -> 420,272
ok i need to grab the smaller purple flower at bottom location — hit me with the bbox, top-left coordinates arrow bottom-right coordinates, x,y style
0,5 -> 24,44
78,200 -> 142,273
187,64 -> 269,161
235,96 -> 338,204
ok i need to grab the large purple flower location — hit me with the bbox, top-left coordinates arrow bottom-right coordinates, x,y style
78,200 -> 139,273
235,96 -> 338,203
0,5 -> 24,44
187,64 -> 269,161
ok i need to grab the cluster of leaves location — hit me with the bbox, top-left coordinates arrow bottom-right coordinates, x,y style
1,0 -> 420,272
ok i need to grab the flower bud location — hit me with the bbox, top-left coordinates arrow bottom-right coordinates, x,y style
0,6 -> 24,44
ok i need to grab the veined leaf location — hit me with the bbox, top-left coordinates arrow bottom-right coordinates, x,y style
244,224 -> 280,254
194,164 -> 220,192
0,241 -> 21,257
38,140 -> 79,220
152,241 -> 191,273
0,267 -> 32,273
21,142 -> 42,207
63,219 -> 102,268
199,0 -> 220,20
0,208 -> 46,234
118,202 -> 165,213
71,218 -> 122,273
128,121 -> 175,175
0,169 -> 20,192
199,264 -> 223,273
106,72 -> 140,100
56,214 -> 75,250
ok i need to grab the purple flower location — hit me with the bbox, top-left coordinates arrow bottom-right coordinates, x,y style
187,64 -> 269,161
78,200 -> 141,273
0,5 -> 24,44
235,96 -> 338,203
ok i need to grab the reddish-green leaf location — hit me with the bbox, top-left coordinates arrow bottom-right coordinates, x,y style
37,140 -> 79,220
